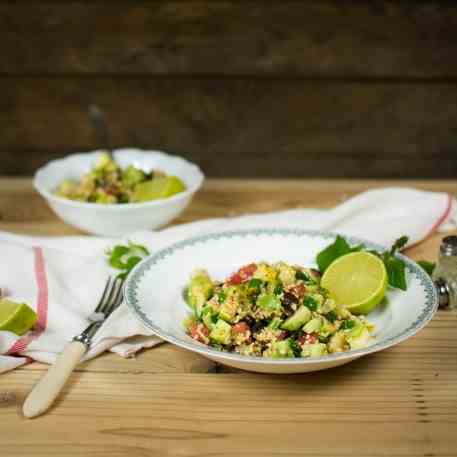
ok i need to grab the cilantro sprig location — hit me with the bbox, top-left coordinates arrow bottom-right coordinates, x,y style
107,241 -> 150,279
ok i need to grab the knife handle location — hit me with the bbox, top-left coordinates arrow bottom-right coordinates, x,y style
22,341 -> 87,418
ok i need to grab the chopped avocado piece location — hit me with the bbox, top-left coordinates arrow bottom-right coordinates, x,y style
343,321 -> 364,339
257,294 -> 281,312
347,327 -> 372,349
328,332 -> 347,353
303,317 -> 322,334
319,319 -> 336,337
187,270 -> 213,316
281,306 -> 311,331
268,317 -> 283,330
95,152 -> 117,173
219,299 -> 237,322
209,319 -> 232,345
264,340 -> 294,358
201,305 -> 218,329
302,343 -> 328,358
122,165 -> 146,188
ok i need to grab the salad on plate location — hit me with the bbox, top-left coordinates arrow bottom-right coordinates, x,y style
183,261 -> 375,359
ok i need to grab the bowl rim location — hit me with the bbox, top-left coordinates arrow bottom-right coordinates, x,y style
33,149 -> 205,211
124,228 -> 439,366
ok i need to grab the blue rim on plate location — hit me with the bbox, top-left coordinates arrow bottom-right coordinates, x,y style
124,228 -> 438,365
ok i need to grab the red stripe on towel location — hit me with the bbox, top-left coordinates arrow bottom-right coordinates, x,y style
6,247 -> 49,355
425,193 -> 453,238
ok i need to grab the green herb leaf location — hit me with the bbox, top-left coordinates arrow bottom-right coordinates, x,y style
383,255 -> 407,291
340,320 -> 355,330
289,339 -> 302,357
248,278 -> 263,292
217,292 -> 227,304
390,236 -> 409,255
295,270 -> 312,282
417,260 -> 436,277
316,235 -> 352,273
325,310 -> 338,323
303,296 -> 318,312
273,283 -> 284,296
106,242 -> 150,279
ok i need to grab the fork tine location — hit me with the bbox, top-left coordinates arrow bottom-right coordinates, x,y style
94,277 -> 113,313
103,279 -> 124,316
98,277 -> 121,314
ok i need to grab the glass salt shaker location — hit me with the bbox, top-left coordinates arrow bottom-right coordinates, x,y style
433,235 -> 457,309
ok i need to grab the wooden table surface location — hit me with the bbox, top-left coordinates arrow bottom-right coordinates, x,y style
1,178 -> 456,457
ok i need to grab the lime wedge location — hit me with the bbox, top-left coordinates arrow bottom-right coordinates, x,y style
0,299 -> 38,335
320,252 -> 387,315
132,176 -> 186,202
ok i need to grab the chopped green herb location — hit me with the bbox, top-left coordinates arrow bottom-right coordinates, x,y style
289,339 -> 302,357
303,296 -> 318,311
248,278 -> 263,292
340,320 -> 355,330
417,260 -> 436,277
318,335 -> 330,344
273,283 -> 284,296
325,310 -> 338,323
295,270 -> 311,282
217,292 -> 227,304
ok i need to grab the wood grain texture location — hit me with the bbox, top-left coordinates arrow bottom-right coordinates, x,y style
2,78 -> 457,177
0,178 -> 457,456
2,1 -> 457,78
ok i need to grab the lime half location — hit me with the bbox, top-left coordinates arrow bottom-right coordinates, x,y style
0,299 -> 37,335
133,176 -> 186,202
320,252 -> 387,315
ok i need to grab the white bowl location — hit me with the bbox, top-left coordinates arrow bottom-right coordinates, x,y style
34,149 -> 204,236
124,229 -> 438,374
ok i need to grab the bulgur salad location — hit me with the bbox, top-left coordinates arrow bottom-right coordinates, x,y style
183,262 -> 374,359
55,152 -> 186,204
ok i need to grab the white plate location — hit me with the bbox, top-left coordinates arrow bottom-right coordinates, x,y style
125,229 -> 438,374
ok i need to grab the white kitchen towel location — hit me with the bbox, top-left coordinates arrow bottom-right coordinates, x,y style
0,187 -> 455,373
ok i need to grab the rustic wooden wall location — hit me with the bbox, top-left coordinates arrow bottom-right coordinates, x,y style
1,1 -> 457,178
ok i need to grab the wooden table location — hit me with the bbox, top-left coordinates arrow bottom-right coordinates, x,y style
1,178 -> 456,457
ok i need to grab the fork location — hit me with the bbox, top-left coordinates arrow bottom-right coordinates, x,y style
22,277 -> 124,418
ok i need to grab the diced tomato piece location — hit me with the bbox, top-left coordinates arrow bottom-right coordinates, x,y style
227,273 -> 242,285
298,332 -> 318,345
277,331 -> 288,341
190,324 -> 210,343
227,263 -> 257,285
232,322 -> 250,334
305,333 -> 318,344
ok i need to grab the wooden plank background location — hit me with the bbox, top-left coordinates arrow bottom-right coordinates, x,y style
1,1 -> 457,178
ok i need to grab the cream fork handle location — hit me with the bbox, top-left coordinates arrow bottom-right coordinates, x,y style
22,341 -> 87,418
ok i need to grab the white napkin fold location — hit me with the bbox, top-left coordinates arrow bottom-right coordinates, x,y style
1,187 -> 455,374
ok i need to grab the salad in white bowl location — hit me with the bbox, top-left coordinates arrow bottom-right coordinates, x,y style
34,148 -> 204,236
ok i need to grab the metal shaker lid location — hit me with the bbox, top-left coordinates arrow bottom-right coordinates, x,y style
440,235 -> 457,256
